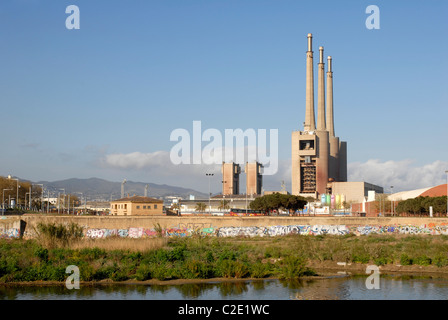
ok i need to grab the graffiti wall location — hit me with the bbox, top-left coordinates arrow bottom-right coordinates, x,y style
6,217 -> 448,240
0,228 -> 20,239
81,223 -> 448,239
0,218 -> 23,239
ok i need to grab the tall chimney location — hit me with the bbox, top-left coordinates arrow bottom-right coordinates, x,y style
326,56 -> 335,137
317,46 -> 326,130
304,33 -> 316,132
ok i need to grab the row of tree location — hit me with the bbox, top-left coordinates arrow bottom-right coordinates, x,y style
194,200 -> 230,213
395,196 -> 447,216
0,176 -> 42,208
191,194 -> 307,214
249,193 -> 307,213
0,176 -> 80,210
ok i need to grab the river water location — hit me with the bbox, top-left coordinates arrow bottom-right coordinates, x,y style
2,274 -> 448,300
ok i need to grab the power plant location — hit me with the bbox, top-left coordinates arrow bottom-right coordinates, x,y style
291,33 -> 347,198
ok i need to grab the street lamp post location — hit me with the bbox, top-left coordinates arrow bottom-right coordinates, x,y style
2,189 -> 12,215
206,173 -> 214,214
7,176 -> 19,209
25,192 -> 30,210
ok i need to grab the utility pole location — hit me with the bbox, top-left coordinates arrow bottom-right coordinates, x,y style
206,173 -> 214,214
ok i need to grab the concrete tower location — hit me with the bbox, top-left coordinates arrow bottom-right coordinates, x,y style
292,33 -> 348,198
245,162 -> 263,195
317,47 -> 326,131
326,56 -> 340,181
222,162 -> 241,195
304,33 -> 316,132
315,46 -> 329,195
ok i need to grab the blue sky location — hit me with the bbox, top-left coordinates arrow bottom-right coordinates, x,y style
0,0 -> 447,194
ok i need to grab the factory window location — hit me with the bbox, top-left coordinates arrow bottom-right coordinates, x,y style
143,206 -> 146,209
300,140 -> 314,150
136,206 -> 140,209
148,205 -> 151,209
154,205 -> 157,209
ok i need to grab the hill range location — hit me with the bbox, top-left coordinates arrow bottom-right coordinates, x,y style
35,177 -> 208,201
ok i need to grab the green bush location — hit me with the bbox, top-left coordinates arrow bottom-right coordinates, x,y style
35,222 -> 83,248
250,262 -> 272,278
135,264 -> 152,281
433,254 -> 448,268
180,260 -> 213,279
150,263 -> 171,280
351,253 -> 370,264
215,260 -> 248,278
278,256 -> 314,279
34,247 -> 49,263
414,255 -> 432,266
400,254 -> 413,266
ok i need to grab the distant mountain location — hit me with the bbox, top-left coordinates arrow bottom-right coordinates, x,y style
35,177 -> 208,201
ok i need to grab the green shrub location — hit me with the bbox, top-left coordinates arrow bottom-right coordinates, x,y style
80,247 -> 107,261
351,253 -> 370,264
34,247 -> 49,263
433,254 -> 448,268
278,256 -> 314,279
215,260 -> 248,278
93,266 -> 116,280
400,254 -> 413,266
150,263 -> 171,280
135,264 -> 152,281
180,260 -> 213,279
414,255 -> 432,266
250,262 -> 272,278
35,222 -> 83,248
374,257 -> 391,266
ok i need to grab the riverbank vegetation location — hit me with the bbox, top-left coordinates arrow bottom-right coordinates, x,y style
2,224 -> 448,284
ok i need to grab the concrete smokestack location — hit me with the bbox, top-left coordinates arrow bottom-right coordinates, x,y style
315,46 -> 329,195
326,56 -> 335,137
304,33 -> 316,132
326,55 -> 340,181
317,46 -> 326,131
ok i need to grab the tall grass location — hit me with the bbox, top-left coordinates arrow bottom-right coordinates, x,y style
4,226 -> 448,284
34,222 -> 83,248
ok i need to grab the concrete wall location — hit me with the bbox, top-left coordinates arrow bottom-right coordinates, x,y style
3,214 -> 448,239
19,214 -> 448,230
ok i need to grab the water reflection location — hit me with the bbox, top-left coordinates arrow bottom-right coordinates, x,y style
2,275 -> 448,300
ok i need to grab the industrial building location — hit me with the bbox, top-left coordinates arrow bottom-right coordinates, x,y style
291,33 -> 347,198
221,162 -> 241,195
110,195 -> 163,216
221,161 -> 263,196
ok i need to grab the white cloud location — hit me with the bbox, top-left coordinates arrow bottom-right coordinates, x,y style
348,159 -> 448,192
101,151 -> 448,194
101,151 -> 221,176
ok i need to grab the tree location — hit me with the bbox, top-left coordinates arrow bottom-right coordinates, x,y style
395,196 -> 448,216
218,199 -> 230,211
250,193 -> 307,213
195,202 -> 207,213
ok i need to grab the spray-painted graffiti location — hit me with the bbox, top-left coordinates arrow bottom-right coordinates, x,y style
215,225 -> 350,237
352,224 -> 448,236
8,221 -> 448,241
0,228 -> 20,239
80,223 -> 448,239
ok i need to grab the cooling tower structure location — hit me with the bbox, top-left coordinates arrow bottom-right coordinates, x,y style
291,33 -> 347,198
